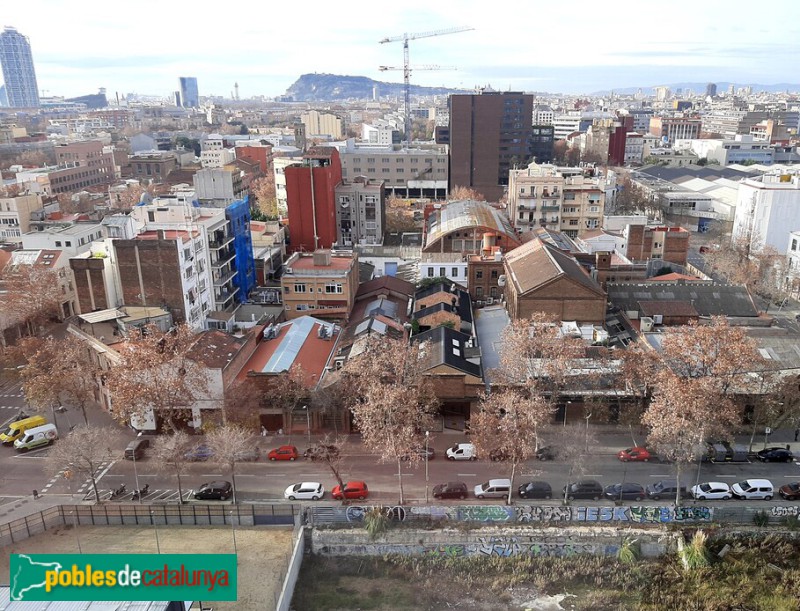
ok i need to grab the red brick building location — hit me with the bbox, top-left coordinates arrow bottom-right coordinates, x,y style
285,147 -> 342,253
235,143 -> 274,175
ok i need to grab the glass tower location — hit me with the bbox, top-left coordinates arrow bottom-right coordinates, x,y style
0,27 -> 39,108
179,76 -> 199,108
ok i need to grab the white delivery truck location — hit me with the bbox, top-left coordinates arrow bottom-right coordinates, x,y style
14,423 -> 58,451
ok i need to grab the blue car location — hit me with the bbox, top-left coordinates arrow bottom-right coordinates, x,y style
184,444 -> 214,461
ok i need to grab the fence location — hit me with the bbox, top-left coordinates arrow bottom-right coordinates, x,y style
1,502 -> 300,547
275,526 -> 306,611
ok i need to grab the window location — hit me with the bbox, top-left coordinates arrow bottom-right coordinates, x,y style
569,219 -> 578,226
294,283 -> 306,293
476,286 -> 483,298
55,241 -> 62,247
325,283 -> 343,294
476,270 -> 483,279
439,267 -> 445,277
427,268 -> 434,278
491,270 -> 498,279
65,241 -> 72,247
297,304 -> 309,311
451,267 -> 459,277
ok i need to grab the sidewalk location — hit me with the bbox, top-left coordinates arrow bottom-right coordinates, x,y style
0,493 -> 88,526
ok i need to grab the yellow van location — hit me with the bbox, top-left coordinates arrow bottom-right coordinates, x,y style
0,415 -> 47,444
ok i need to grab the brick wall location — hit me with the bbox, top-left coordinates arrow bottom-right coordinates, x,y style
70,257 -> 109,312
416,309 -> 460,330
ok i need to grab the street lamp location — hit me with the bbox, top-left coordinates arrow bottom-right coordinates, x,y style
562,401 -> 572,427
132,443 -> 142,504
150,510 -> 161,554
584,411 -> 592,452
229,510 -> 238,555
302,405 -> 311,443
424,431 -> 430,504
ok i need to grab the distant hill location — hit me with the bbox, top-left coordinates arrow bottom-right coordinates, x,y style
282,73 -> 468,101
594,82 -> 800,96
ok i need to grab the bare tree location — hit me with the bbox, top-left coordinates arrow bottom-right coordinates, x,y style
46,425 -> 119,503
342,337 -> 439,504
250,176 -> 278,218
269,364 -> 308,435
303,434 -> 347,489
385,195 -> 417,233
448,186 -> 486,201
222,380 -> 262,429
469,389 -> 554,504
107,324 -> 209,431
207,424 -> 252,503
0,263 -> 63,336
152,430 -> 193,503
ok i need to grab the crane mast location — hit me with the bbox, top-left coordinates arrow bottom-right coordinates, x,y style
379,26 -> 473,147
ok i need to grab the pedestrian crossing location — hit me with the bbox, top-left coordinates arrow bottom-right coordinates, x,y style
85,488 -> 191,503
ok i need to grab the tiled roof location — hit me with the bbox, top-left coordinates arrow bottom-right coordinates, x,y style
356,275 -> 416,299
607,282 -> 759,317
189,330 -> 249,370
645,272 -> 701,282
504,238 -> 604,297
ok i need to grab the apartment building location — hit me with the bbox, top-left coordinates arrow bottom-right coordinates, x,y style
200,135 -> 235,168
128,151 -> 177,181
338,141 -> 448,199
17,141 -> 116,194
300,110 -> 343,139
193,166 -> 246,206
0,193 -> 43,243
674,135 -> 774,165
533,105 -> 554,125
418,252 -> 469,288
362,122 -> 400,145
22,222 -> 104,257
507,162 -> 605,239
733,172 -> 800,253
334,176 -> 385,246
624,133 -> 644,165
281,249 -> 359,320
648,116 -> 702,144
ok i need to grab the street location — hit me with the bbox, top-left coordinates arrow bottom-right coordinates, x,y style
2,389 -> 800,509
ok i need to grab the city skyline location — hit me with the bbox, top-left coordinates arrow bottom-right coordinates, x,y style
2,0 -> 800,100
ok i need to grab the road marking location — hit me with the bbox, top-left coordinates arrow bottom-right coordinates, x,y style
716,475 -> 738,478
457,473 -> 477,477
262,474 -> 287,477
200,474 -> 224,477
649,474 -> 672,477
235,474 -> 258,477
784,475 -> 800,478
584,474 -> 603,478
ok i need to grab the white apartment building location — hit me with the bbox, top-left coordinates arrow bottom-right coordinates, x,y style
200,134 -> 235,168
418,253 -> 469,287
273,157 -> 295,216
785,230 -> 800,297
552,114 -> 582,139
674,135 -> 774,166
533,105 -> 554,125
0,193 -> 43,243
193,166 -> 245,206
335,177 -> 385,246
733,172 -> 800,254
21,222 -> 104,256
361,122 -> 399,145
624,132 -> 644,165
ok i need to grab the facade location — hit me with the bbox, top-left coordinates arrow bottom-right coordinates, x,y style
733,173 -> 800,253
674,135 -> 774,166
193,166 -> 246,206
785,231 -> 800,297
69,239 -> 121,314
362,123 -> 399,145
449,91 -> 535,201
281,250 -> 359,320
624,225 -> 689,265
648,116 -> 702,144
467,250 -> 504,302
626,109 -> 654,134
5,248 -> 78,320
235,142 -> 274,175
300,110 -> 343,139
531,125 -> 555,164
533,105 -> 554,125
552,114 -> 582,140
45,141 -> 116,194
285,147 -> 343,253
200,135 -> 235,168
624,132 -> 644,164
179,77 -> 199,108
21,222 -> 104,257
0,27 -> 39,108
128,152 -> 177,181
334,176 -> 385,246
339,141 -> 448,199
423,199 -> 521,254
418,253 -> 470,288
0,193 -> 43,243
507,162 -> 606,239
503,237 -> 606,323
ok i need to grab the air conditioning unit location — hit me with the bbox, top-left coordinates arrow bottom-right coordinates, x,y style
652,314 -> 663,325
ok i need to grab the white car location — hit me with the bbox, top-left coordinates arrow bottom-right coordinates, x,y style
284,482 -> 325,501
690,481 -> 732,500
446,443 -> 477,461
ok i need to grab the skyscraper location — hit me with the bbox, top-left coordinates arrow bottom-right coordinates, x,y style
179,76 -> 199,108
448,91 -> 534,201
0,27 -> 40,108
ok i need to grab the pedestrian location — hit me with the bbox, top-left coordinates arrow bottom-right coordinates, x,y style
277,428 -> 283,436
261,426 -> 267,437
795,428 -> 799,442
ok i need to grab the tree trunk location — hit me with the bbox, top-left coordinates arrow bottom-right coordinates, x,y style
90,475 -> 101,504
396,458 -> 404,505
176,472 -> 184,504
231,464 -> 237,504
80,404 -> 89,426
675,462 -> 682,507
508,461 -> 517,505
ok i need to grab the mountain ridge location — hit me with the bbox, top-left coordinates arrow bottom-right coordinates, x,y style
282,73 -> 469,101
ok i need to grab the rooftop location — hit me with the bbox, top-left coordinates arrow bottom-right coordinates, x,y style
606,281 -> 759,318
189,329 -> 249,370
424,200 -> 517,251
412,325 -> 482,379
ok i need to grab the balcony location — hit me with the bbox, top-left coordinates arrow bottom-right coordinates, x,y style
541,204 -> 560,211
208,234 -> 235,250
517,202 -> 536,211
212,268 -> 237,287
214,286 -> 240,307
210,248 -> 235,268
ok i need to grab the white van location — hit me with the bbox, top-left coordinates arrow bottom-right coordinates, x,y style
474,478 -> 512,499
446,443 -> 476,461
731,478 -> 774,500
14,423 -> 58,452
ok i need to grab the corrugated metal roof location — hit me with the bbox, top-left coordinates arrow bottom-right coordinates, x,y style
264,316 -> 316,373
78,308 -> 126,324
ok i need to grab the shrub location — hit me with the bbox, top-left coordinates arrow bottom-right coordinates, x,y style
364,507 -> 389,540
753,510 -> 769,528
617,538 -> 640,565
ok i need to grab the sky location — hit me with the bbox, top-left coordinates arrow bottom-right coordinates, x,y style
4,0 -> 800,100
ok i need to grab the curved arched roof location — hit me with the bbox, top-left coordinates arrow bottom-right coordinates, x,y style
424,200 -> 518,251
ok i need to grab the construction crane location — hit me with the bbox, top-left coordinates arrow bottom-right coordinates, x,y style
379,26 -> 474,145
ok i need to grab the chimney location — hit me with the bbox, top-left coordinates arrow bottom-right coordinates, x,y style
595,251 -> 611,270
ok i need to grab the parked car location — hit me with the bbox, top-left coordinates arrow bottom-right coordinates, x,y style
778,481 -> 800,501
646,480 -> 688,501
691,482 -> 732,500
432,481 -> 468,500
234,447 -> 260,462
731,478 -> 774,500
535,446 -> 555,461
284,482 -> 324,501
603,483 -> 646,502
401,445 -> 435,461
124,437 -> 151,460
563,480 -> 603,501
303,444 -> 340,461
446,443 -> 477,461
517,481 -> 553,500
756,447 -> 794,463
617,447 -> 653,462
474,479 -> 512,500
489,448 -> 511,462
193,481 -> 232,501
331,480 -> 369,501
184,444 -> 214,462
268,445 -> 299,461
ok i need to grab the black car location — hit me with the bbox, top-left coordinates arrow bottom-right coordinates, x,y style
193,481 -> 233,501
518,481 -> 553,500
535,446 -> 555,461
757,447 -> 794,463
646,479 -> 688,501
603,482 -> 646,502
563,480 -> 603,501
432,481 -> 468,500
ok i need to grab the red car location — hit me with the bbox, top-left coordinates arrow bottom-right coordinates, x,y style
617,447 -> 653,462
267,445 -> 299,461
331,480 -> 369,500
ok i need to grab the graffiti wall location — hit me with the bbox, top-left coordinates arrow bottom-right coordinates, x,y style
310,504 -> 713,526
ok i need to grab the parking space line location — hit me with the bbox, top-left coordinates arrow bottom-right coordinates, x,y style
457,473 -> 477,477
